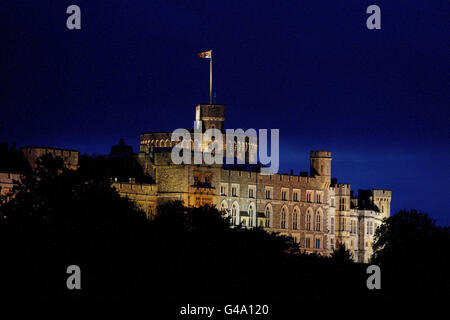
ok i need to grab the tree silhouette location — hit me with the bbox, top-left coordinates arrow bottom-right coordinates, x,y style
372,209 -> 450,298
3,158 -> 446,301
330,243 -> 353,264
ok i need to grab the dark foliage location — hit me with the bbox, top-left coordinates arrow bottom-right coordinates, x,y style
330,243 -> 353,264
78,154 -> 154,183
371,209 -> 450,298
0,157 -> 447,302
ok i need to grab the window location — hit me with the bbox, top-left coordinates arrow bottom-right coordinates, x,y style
315,212 -> 321,231
367,221 -> 374,235
231,184 -> 239,197
330,240 -> 335,251
248,185 -> 256,198
331,198 -> 335,207
231,203 -> 238,225
281,189 -> 288,201
305,238 -> 311,249
339,198 -> 346,211
220,201 -> 227,212
293,190 -> 300,202
280,207 -> 287,229
248,204 -> 255,227
265,187 -> 273,199
220,183 -> 228,196
315,238 -> 321,249
306,191 -> 313,203
330,217 -> 335,234
293,209 -> 299,230
306,211 -> 312,231
340,217 -> 345,231
316,192 -> 323,203
265,206 -> 272,228
350,220 -> 354,234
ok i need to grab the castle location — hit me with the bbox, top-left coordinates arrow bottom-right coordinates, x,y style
0,104 -> 391,263
112,103 -> 391,263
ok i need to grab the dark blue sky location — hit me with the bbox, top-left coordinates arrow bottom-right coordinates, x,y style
1,1 -> 449,225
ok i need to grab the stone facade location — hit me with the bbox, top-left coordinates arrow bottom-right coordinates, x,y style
2,104 -> 391,263
0,172 -> 21,202
20,146 -> 79,170
131,103 -> 392,262
112,180 -> 158,219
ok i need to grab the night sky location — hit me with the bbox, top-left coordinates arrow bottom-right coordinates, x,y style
1,1 -> 449,225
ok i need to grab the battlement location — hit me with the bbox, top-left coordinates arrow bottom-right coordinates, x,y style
336,183 -> 351,189
196,104 -> 226,132
372,189 -> 392,198
20,146 -> 79,170
112,181 -> 157,194
310,151 -> 332,159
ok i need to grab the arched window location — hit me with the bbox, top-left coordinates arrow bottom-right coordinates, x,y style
330,217 -> 335,234
306,209 -> 312,231
315,211 -> 321,231
220,200 -> 228,213
293,207 -> 299,230
265,205 -> 272,228
280,207 -> 287,229
231,203 -> 238,225
248,203 -> 255,227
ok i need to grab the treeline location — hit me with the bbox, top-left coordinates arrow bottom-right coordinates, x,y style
0,154 -> 448,301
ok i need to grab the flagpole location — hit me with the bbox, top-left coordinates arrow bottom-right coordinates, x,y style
210,51 -> 213,105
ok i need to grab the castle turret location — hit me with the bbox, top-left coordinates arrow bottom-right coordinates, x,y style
195,104 -> 225,132
310,151 -> 332,185
372,189 -> 392,219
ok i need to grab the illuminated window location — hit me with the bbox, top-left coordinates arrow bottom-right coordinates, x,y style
305,237 -> 311,249
315,211 -> 321,231
248,203 -> 255,227
306,191 -> 313,203
280,207 -> 287,229
306,211 -> 312,231
292,208 -> 299,230
316,192 -> 323,203
330,217 -> 335,234
265,187 -> 273,200
315,238 -> 321,249
231,203 -> 238,225
293,190 -> 300,202
339,198 -> 346,211
281,189 -> 288,201
248,185 -> 256,198
265,205 -> 272,228
231,184 -> 239,197
340,217 -> 345,231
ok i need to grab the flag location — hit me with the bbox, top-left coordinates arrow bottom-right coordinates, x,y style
198,50 -> 212,59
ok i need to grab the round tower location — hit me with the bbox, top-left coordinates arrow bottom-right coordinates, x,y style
310,151 -> 332,184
